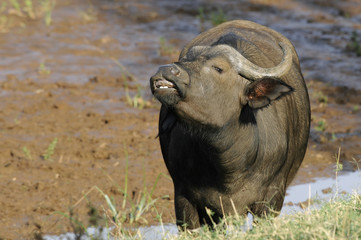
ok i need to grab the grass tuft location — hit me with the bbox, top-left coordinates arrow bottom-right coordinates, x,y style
197,7 -> 227,30
170,193 -> 361,240
314,119 -> 326,132
38,61 -> 51,75
346,31 -> 361,57
0,0 -> 56,32
42,137 -> 58,161
159,37 -> 178,58
22,146 -> 32,160
210,8 -> 226,26
125,86 -> 151,110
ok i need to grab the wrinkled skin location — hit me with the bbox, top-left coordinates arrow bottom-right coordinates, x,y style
150,20 -> 310,229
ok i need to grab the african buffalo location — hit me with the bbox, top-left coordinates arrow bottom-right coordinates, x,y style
150,20 -> 310,229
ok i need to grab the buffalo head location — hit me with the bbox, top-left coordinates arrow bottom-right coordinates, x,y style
150,43 -> 293,128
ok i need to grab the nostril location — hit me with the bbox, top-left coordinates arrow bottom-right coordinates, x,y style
170,66 -> 180,76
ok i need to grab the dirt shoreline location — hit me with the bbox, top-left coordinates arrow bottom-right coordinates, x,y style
0,0 -> 360,239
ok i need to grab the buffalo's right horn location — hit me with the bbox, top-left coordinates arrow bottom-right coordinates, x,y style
211,43 -> 293,80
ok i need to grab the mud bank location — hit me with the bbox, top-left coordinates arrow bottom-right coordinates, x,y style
0,0 -> 360,239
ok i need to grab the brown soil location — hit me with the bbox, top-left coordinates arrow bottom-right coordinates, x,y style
0,0 -> 360,239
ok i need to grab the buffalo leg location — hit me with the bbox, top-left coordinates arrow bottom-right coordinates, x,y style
174,194 -> 200,230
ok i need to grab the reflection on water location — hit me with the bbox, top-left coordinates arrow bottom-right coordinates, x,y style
44,226 -> 113,240
282,170 -> 361,215
137,224 -> 178,240
45,171 -> 361,240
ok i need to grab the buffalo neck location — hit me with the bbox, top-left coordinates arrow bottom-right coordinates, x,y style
188,118 -> 259,184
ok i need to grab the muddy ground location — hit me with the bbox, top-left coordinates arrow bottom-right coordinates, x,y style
0,0 -> 360,239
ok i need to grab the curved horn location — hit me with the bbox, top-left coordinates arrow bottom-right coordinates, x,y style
210,42 -> 293,80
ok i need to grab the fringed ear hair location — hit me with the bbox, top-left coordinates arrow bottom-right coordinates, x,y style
246,78 -> 293,109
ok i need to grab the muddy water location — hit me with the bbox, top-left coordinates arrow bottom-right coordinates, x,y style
0,0 -> 360,239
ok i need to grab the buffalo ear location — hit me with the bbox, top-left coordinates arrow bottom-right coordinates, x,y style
246,78 -> 293,109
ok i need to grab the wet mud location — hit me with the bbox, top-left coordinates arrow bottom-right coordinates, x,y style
0,0 -> 360,239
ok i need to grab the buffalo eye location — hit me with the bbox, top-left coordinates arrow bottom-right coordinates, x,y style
212,65 -> 223,74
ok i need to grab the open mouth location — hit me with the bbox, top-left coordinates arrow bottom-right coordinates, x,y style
154,79 -> 176,90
